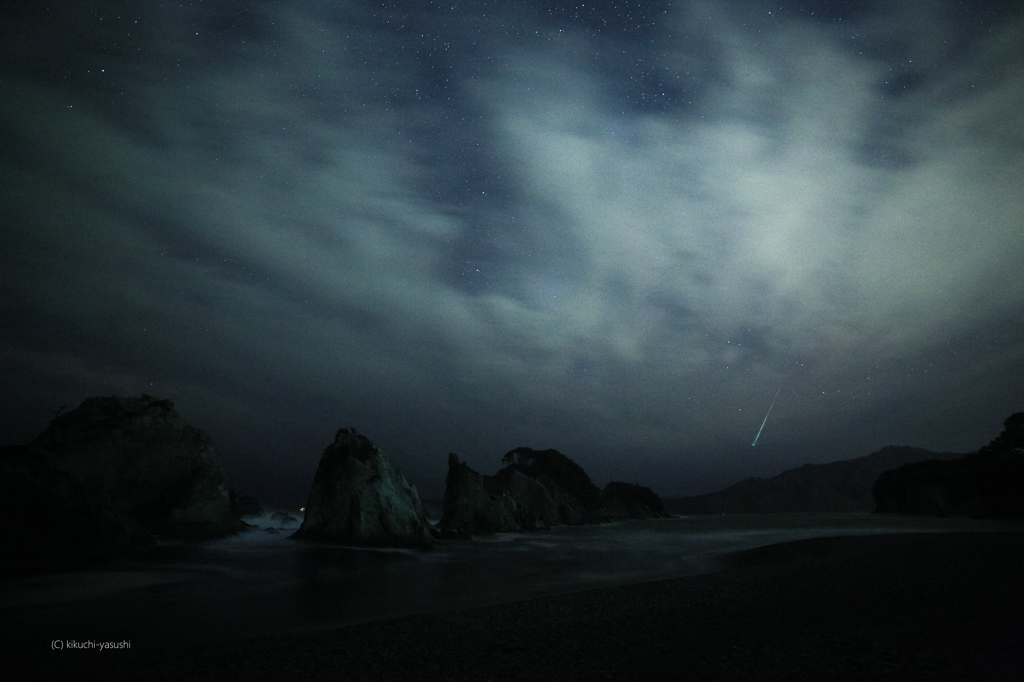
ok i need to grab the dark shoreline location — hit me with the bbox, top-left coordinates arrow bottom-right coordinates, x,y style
17,530 -> 1024,682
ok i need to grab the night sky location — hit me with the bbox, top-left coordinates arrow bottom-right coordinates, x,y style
2,0 -> 1022,506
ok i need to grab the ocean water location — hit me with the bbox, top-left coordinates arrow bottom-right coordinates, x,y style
3,512 -> 1017,655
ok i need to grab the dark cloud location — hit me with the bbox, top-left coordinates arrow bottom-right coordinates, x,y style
2,1 -> 1023,504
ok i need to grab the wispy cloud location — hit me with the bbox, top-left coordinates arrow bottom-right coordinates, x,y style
1,1 -> 1022,497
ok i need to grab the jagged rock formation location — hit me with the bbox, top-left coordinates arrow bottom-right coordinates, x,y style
439,453 -> 517,535
669,446 -> 963,515
439,453 -> 560,535
502,447 -> 603,524
488,464 -> 563,529
439,447 -> 667,537
873,413 -> 1024,518
294,428 -> 435,547
602,481 -> 670,520
0,395 -> 242,572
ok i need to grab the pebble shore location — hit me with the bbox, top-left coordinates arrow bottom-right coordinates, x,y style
18,531 -> 1024,681
170,532 -> 1024,680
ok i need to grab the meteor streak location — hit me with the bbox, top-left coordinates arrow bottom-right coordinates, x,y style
752,386 -> 782,447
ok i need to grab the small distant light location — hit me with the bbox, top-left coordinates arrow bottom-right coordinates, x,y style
300,507 -> 305,512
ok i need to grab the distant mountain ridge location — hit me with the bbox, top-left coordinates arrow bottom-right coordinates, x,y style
668,446 -> 963,514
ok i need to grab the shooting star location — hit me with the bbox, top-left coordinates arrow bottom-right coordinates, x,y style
752,386 -> 782,447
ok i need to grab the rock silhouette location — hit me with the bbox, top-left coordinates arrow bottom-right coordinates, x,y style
602,481 -> 670,520
440,447 -> 667,536
873,412 -> 1024,517
502,447 -> 603,524
0,395 -> 242,572
294,428 -> 435,547
439,453 -> 560,535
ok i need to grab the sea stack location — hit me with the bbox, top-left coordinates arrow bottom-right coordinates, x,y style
294,428 -> 435,547
601,481 -> 670,520
0,395 -> 243,572
438,453 -> 561,536
439,446 -> 668,537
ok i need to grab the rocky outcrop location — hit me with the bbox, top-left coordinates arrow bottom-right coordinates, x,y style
873,413 -> 1024,518
669,446 -> 963,515
294,428 -> 435,548
602,481 -> 670,520
439,453 -> 519,535
970,412 -> 1024,517
501,447 -> 604,524
872,458 -> 978,516
487,465 -> 562,529
0,395 -> 242,572
439,447 -> 667,536
438,454 -> 561,536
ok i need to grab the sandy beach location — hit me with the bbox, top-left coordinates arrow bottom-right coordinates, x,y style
22,530 -> 1023,682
